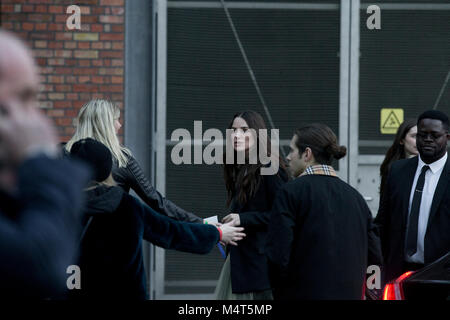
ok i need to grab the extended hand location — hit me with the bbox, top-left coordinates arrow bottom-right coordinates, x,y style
222,213 -> 240,227
219,223 -> 245,246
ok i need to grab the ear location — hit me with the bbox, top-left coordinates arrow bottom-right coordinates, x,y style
304,147 -> 313,161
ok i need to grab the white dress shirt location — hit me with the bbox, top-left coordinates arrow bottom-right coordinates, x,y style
406,152 -> 448,263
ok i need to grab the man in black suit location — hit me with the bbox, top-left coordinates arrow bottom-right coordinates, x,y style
375,110 -> 450,284
0,30 -> 91,298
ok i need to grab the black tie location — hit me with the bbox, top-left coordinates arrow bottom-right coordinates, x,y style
405,165 -> 430,257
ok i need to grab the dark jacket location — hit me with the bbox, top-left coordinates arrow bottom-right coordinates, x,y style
228,168 -> 288,293
72,184 -> 219,299
62,143 -> 202,223
375,156 -> 450,283
266,175 -> 382,300
112,154 -> 202,223
0,155 -> 90,298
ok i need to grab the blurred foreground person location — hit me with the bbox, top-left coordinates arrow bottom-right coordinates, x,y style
0,30 -> 90,298
266,124 -> 382,300
69,139 -> 245,299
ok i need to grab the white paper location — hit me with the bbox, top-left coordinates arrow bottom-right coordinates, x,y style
203,215 -> 218,224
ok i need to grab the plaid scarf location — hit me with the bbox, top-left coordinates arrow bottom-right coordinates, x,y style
300,164 -> 338,177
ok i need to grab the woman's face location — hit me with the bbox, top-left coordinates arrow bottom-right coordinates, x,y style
231,117 -> 256,152
114,113 -> 122,134
401,125 -> 418,158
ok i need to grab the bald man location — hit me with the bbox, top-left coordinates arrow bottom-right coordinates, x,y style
0,30 -> 91,298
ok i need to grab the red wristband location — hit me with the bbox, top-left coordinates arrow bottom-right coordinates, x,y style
217,227 -> 222,242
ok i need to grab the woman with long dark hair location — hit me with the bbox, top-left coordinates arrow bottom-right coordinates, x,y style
214,110 -> 289,300
379,119 -> 418,198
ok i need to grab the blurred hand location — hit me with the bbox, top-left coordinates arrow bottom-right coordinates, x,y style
0,101 -> 58,167
207,222 -> 223,228
222,213 -> 240,227
219,223 -> 245,246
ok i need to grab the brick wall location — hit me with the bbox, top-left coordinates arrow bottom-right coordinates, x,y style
0,0 -> 125,142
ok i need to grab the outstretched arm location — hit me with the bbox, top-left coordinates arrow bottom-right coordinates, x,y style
123,155 -> 203,223
134,199 -> 245,254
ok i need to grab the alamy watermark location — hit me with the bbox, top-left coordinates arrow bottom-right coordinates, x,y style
66,265 -> 81,290
66,5 -> 81,30
65,264 -> 381,291
366,264 -> 381,290
170,121 -> 280,175
64,3 -> 380,33
366,5 -> 381,30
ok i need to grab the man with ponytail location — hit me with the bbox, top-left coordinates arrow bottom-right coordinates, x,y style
266,123 -> 382,300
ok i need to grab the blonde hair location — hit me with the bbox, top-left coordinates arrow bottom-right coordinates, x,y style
66,99 -> 131,167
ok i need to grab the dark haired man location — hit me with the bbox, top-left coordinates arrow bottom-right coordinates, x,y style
375,110 -> 450,284
266,124 -> 382,299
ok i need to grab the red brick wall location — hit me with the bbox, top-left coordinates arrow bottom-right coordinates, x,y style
0,0 -> 125,142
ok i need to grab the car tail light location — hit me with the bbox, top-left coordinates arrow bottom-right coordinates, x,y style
382,271 -> 414,300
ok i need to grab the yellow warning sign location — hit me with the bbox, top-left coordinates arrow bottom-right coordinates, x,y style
380,108 -> 404,134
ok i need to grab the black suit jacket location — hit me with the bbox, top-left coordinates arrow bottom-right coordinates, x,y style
375,155 -> 450,283
227,168 -> 288,293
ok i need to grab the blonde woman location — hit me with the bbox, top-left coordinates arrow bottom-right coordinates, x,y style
65,99 -> 202,223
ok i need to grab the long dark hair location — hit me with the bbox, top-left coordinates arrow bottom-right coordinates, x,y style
379,119 -> 417,196
223,110 -> 286,207
294,123 -> 347,165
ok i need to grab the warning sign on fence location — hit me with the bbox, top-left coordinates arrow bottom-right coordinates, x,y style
380,108 -> 404,134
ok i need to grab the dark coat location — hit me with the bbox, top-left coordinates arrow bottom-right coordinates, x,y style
228,168 -> 288,293
62,143 -> 202,223
375,156 -> 450,283
0,155 -> 90,298
72,185 -> 219,299
266,175 -> 382,300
